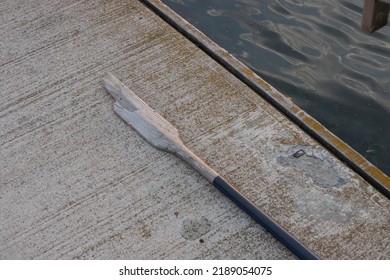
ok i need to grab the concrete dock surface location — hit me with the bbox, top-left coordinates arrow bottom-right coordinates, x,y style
1,0 -> 389,259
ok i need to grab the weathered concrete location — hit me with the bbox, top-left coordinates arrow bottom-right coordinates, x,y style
0,0 -> 389,259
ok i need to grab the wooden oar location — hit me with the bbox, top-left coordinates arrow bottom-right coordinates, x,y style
103,72 -> 319,260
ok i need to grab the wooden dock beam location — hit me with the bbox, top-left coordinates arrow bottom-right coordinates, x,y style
362,0 -> 389,32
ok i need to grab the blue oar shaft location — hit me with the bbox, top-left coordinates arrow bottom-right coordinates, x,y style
213,176 -> 319,260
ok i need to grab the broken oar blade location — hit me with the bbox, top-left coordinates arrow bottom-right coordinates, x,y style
103,73 -> 319,260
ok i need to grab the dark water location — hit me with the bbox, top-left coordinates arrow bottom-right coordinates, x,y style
162,0 -> 390,176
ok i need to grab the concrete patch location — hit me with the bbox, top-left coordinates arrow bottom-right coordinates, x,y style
277,146 -> 347,188
180,217 -> 212,240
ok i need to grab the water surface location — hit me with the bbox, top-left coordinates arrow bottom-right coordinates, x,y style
162,0 -> 390,176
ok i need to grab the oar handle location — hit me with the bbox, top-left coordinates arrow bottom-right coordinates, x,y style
213,176 -> 320,260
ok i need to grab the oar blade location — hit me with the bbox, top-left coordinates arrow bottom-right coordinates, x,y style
103,73 -> 182,152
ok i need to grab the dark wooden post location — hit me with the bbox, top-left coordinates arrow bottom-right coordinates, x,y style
362,0 -> 389,32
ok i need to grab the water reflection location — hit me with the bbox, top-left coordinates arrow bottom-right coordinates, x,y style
162,0 -> 390,176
